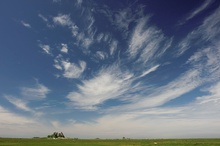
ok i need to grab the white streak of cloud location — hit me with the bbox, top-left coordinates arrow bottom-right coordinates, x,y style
67,66 -> 133,110
53,14 -> 72,26
95,51 -> 107,60
54,55 -> 63,70
128,17 -> 166,63
21,83 -> 50,100
139,64 -> 160,78
82,38 -> 93,49
187,46 -> 220,81
0,106 -> 35,125
113,69 -> 201,111
4,95 -> 32,112
53,14 -> 79,36
199,6 -> 220,42
177,6 -> 220,56
61,44 -> 68,53
53,55 -> 87,79
76,0 -> 83,7
96,33 -> 104,42
179,0 -> 214,25
38,14 -> 48,22
114,8 -> 134,31
128,17 -> 150,57
39,44 -> 52,55
62,60 -> 86,79
21,21 -> 31,28
196,82 -> 220,105
109,40 -> 118,56
138,34 -> 164,64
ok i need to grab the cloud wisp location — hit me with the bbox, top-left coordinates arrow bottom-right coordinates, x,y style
66,65 -> 134,110
4,95 -> 33,112
54,55 -> 87,79
21,83 -> 50,100
53,14 -> 79,37
3,82 -> 50,116
177,4 -> 220,56
127,17 -> 170,65
21,21 -> 31,28
178,0 -> 214,25
39,44 -> 52,55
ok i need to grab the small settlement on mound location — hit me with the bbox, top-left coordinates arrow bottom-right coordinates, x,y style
48,132 -> 65,139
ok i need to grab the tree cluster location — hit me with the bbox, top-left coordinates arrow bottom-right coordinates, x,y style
47,132 -> 65,138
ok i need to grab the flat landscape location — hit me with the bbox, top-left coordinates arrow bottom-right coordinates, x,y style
0,138 -> 220,146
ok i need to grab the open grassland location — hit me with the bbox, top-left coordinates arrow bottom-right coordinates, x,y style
0,138 -> 220,146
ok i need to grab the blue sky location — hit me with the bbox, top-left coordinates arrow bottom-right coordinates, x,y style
1,0 -> 220,138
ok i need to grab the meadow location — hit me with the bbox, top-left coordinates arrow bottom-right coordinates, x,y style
0,138 -> 220,146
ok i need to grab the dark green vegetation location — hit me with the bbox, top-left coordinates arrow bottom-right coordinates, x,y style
0,138 -> 220,146
47,132 -> 65,139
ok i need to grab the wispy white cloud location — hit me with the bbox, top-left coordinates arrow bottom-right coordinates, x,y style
60,43 -> 68,53
61,81 -> 220,138
39,44 -> 52,55
95,51 -> 107,60
103,33 -> 111,42
128,17 -> 152,57
178,0 -> 214,25
54,54 -> 85,79
0,106 -> 35,125
76,0 -> 83,7
53,14 -> 79,36
115,6 -> 220,112
79,14 -> 96,49
38,14 -> 48,22
38,13 -> 54,28
3,81 -> 50,116
96,33 -> 104,43
139,64 -> 160,78
67,65 -> 133,110
199,6 -> 220,42
109,40 -> 118,56
112,69 -> 201,112
128,17 -> 168,65
61,60 -> 86,79
4,95 -> 32,112
196,82 -> 220,105
114,7 -> 138,31
179,8 -> 220,83
101,3 -> 145,38
53,14 -> 72,26
0,105 -> 54,138
53,55 -> 63,70
82,37 -> 93,49
138,34 -> 165,64
21,21 -> 31,28
177,5 -> 220,56
187,46 -> 220,82
21,82 -> 50,100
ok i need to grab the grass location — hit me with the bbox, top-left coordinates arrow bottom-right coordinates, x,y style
0,138 -> 220,146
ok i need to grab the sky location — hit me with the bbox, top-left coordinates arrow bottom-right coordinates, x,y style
0,0 -> 220,139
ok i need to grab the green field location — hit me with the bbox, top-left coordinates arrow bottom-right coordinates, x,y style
0,138 -> 220,146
